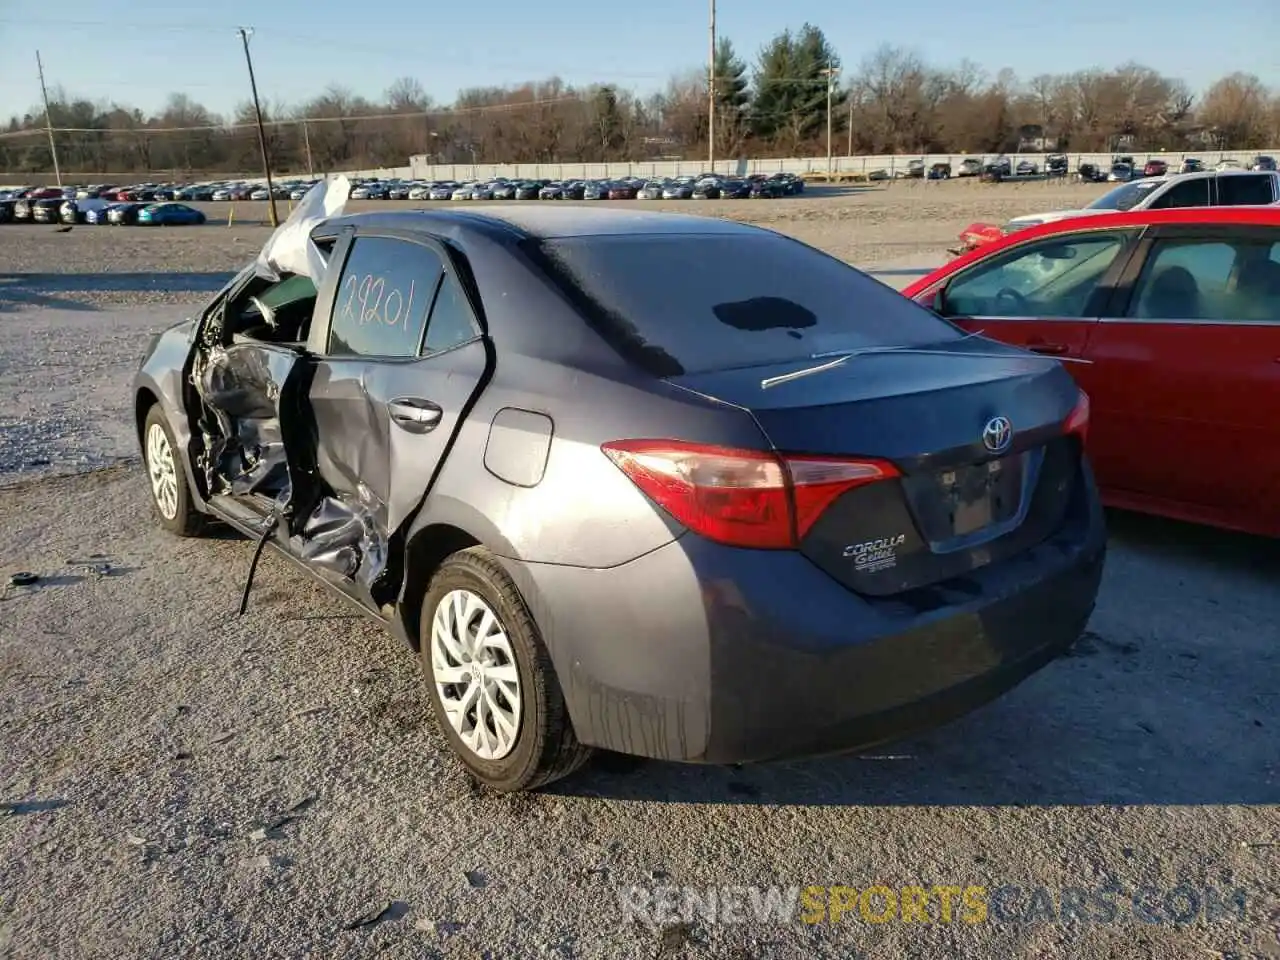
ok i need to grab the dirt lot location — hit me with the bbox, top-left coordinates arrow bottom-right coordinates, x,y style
1,185 -> 1278,960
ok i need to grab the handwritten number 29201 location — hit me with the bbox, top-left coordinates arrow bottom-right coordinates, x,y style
339,272 -> 416,331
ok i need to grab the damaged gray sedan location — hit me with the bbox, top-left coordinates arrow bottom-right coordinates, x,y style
134,180 -> 1105,792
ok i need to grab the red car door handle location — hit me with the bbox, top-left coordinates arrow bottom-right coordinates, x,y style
1027,343 -> 1068,355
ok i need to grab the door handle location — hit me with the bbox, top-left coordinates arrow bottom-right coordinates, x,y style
1027,342 -> 1068,355
388,398 -> 442,433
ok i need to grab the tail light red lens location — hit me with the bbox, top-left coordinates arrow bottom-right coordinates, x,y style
601,439 -> 899,549
1063,390 -> 1090,442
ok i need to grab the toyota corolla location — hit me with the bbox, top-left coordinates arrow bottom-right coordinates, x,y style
133,180 -> 1104,792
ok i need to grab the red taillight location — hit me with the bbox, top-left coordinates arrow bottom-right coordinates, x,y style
1064,390 -> 1090,442
601,439 -> 899,549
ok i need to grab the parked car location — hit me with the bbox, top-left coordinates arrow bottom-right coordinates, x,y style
1107,162 -> 1135,182
1014,159 -> 1039,177
769,172 -> 804,194
538,182 -> 563,200
906,159 -> 926,178
636,180 -> 665,200
84,204 -> 115,224
607,181 -> 639,200
1142,159 -> 1168,177
582,180 -> 611,200
691,178 -> 722,199
558,181 -> 586,201
956,158 -> 983,178
1252,155 -> 1277,172
59,199 -> 86,223
927,163 -> 952,180
137,202 -> 208,226
490,181 -> 518,200
107,202 -> 148,225
1002,169 -> 1280,232
429,182 -> 458,201
31,198 -> 64,223
720,178 -> 752,199
662,179 -> 694,200
904,205 -> 1280,537
1179,158 -> 1205,174
0,199 -> 14,223
747,176 -> 786,198
1045,155 -> 1069,177
1215,159 -> 1243,172
133,193 -> 1104,792
514,181 -> 543,200
1076,163 -> 1107,183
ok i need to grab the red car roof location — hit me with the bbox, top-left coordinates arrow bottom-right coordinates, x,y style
902,205 -> 1280,297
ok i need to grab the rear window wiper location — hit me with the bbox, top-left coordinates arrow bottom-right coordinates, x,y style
760,330 -> 1090,390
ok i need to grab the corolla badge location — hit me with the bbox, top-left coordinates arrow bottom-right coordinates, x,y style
982,416 -> 1013,454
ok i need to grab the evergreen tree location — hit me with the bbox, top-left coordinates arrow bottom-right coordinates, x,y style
750,24 -> 846,152
710,38 -> 751,153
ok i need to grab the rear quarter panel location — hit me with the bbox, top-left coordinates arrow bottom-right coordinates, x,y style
414,233 -> 771,567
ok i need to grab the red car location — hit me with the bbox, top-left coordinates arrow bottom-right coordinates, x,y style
1143,159 -> 1169,177
904,206 -> 1280,537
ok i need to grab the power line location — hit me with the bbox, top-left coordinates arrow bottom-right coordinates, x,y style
0,102 -> 852,145
0,95 -> 646,140
0,17 -> 234,31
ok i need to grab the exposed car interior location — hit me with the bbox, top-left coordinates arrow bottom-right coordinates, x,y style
227,273 -> 319,346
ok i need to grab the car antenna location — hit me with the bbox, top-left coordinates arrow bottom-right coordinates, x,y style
238,509 -> 281,616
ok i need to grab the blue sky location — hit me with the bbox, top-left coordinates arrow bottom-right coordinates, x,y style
1,0 -> 1276,121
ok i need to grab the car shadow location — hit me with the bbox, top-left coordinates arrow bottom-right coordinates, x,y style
541,511 -> 1279,808
1104,507 -> 1280,574
1,272 -> 235,297
0,277 -> 100,313
802,184 -> 882,198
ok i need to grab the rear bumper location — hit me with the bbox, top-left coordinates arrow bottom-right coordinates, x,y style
502,472 -> 1106,764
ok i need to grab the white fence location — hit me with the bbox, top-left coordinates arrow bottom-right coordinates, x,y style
404,151 -> 1278,182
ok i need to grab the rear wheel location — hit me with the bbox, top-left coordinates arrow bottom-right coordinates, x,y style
142,404 -> 204,537
420,546 -> 591,792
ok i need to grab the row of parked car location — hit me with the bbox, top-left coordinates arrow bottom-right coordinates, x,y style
1081,154 -> 1277,184
0,193 -> 208,226
343,172 -> 808,201
888,153 -> 1279,184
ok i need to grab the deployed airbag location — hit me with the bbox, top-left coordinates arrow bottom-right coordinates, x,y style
253,175 -> 349,283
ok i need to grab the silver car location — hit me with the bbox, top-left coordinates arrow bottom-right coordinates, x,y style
133,201 -> 1104,793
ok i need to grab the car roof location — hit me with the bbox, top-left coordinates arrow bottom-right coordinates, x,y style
326,205 -> 761,240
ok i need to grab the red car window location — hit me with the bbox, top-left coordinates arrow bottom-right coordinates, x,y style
1128,238 -> 1280,322
941,232 -> 1129,318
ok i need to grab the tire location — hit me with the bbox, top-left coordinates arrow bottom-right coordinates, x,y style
420,546 -> 591,792
142,404 -> 205,537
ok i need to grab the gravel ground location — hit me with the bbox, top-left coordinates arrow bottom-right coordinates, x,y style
1,186 -> 1278,959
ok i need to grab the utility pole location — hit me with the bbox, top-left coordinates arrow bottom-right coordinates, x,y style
847,92 -> 854,158
707,0 -> 716,171
35,51 -> 62,188
301,119 -> 315,178
821,66 -> 839,180
237,27 -> 279,227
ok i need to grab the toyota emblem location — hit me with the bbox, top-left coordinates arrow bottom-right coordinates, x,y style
982,416 -> 1013,454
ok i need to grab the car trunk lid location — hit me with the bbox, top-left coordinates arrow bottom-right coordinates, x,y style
667,341 -> 1085,596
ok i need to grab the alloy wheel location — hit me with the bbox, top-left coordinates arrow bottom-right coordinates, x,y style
146,422 -> 179,521
430,589 -> 523,760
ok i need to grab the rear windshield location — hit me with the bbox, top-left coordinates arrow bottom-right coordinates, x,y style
531,234 -> 960,376
1087,180 -> 1162,211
